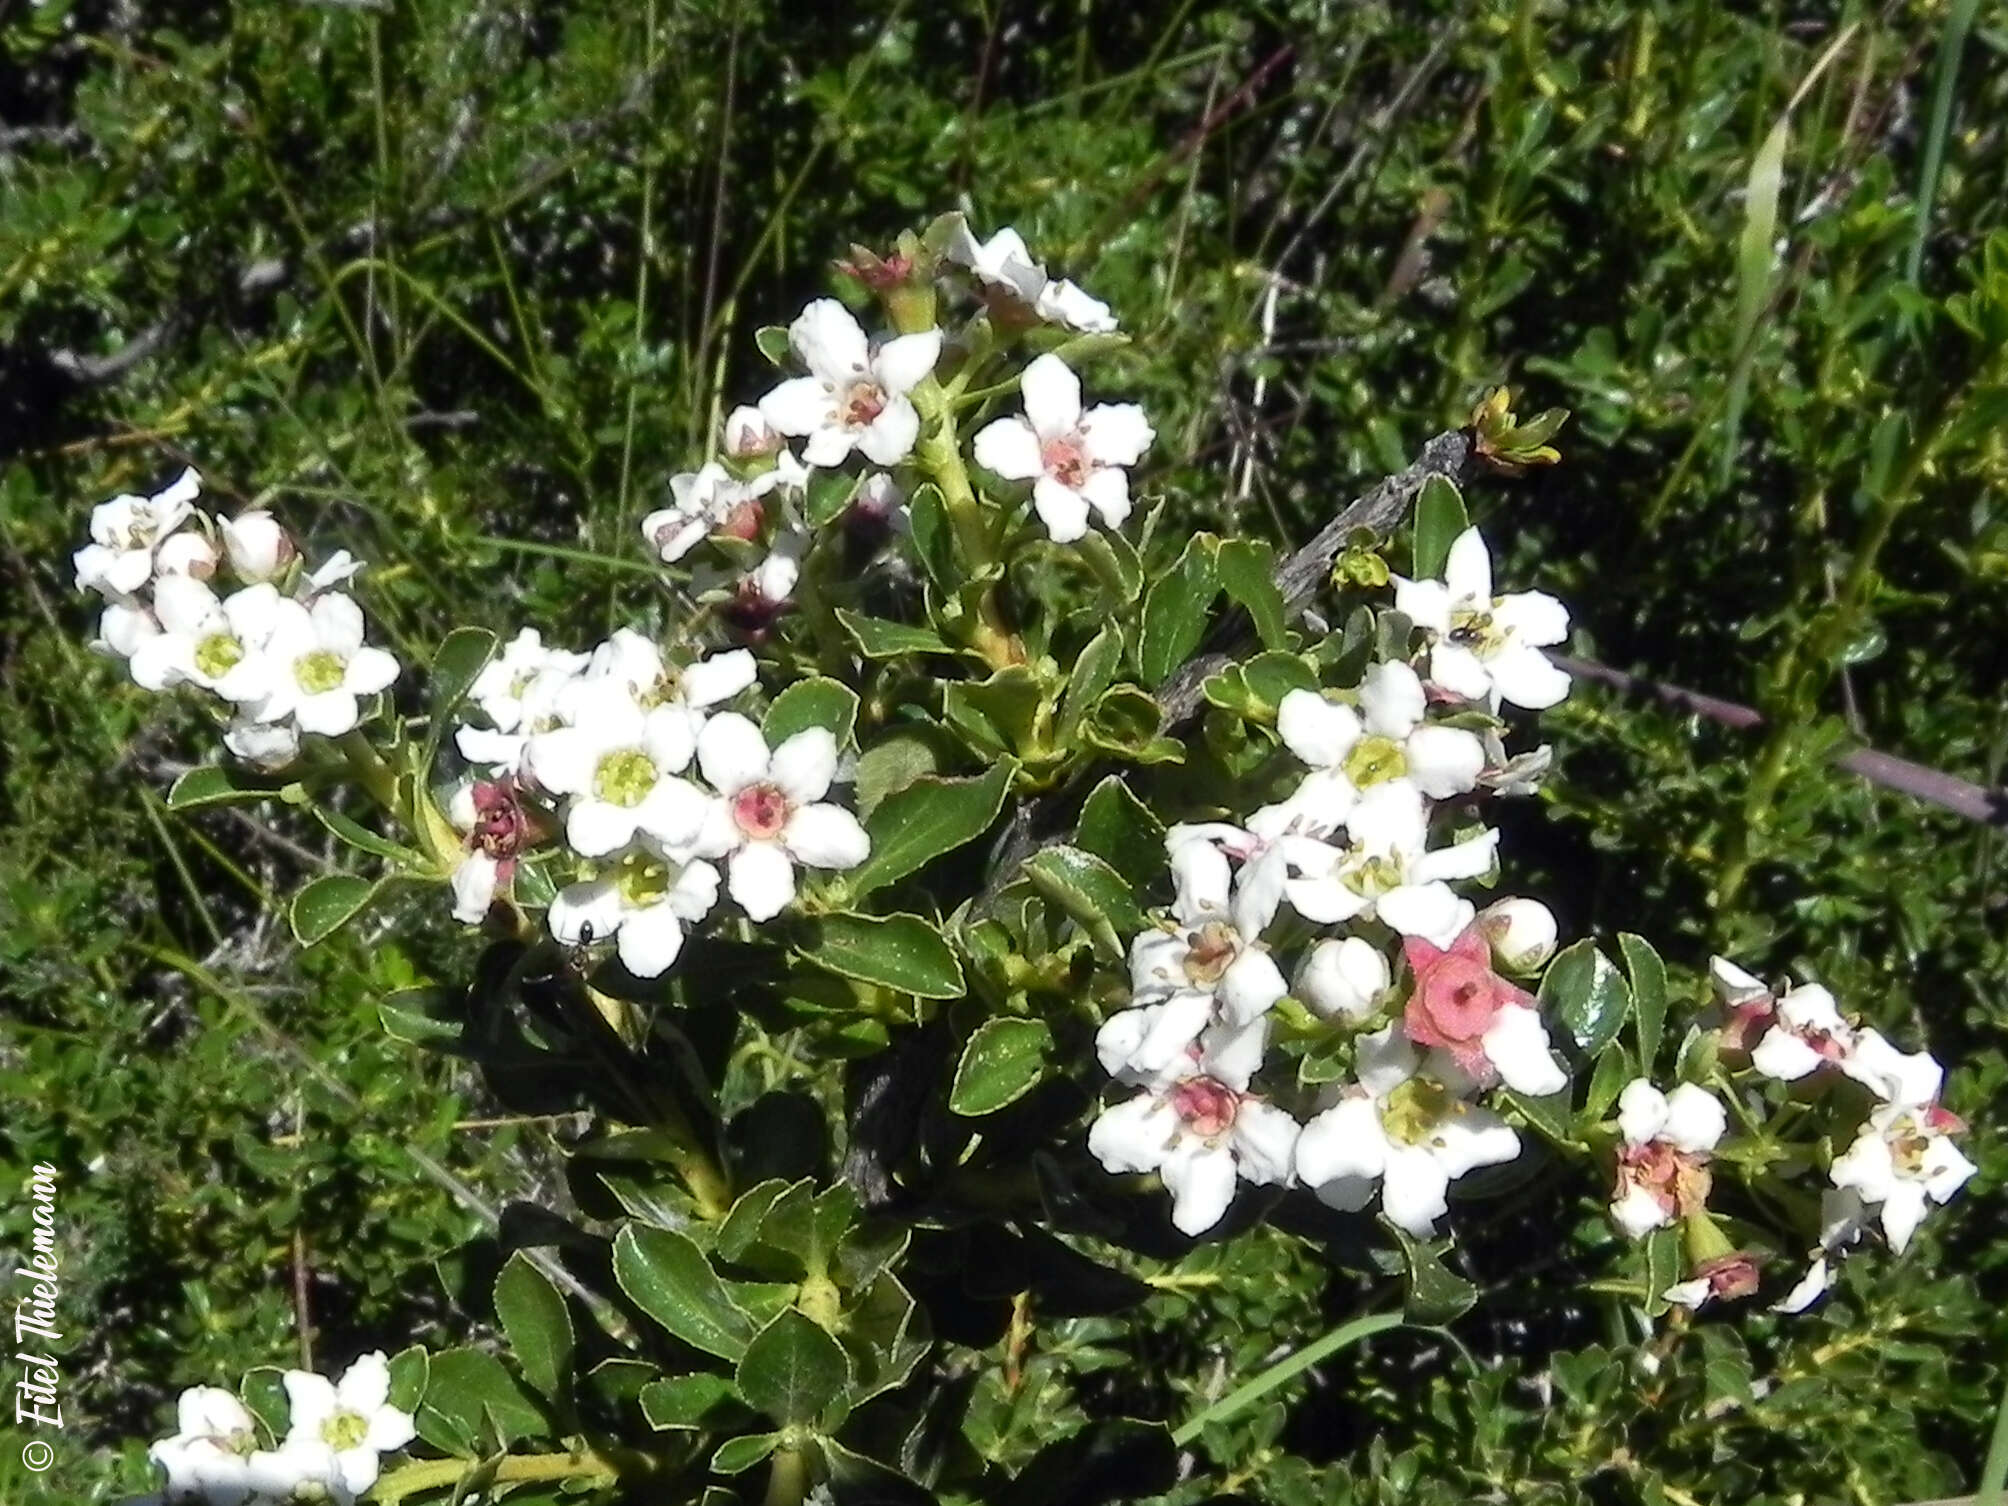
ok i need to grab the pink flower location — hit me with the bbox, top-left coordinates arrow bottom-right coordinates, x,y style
1402,926 -> 1565,1095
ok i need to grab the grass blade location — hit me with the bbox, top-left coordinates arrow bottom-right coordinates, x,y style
1907,0 -> 1979,284
1171,1311 -> 1404,1446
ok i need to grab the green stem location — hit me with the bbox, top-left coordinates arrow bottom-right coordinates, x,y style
338,728 -> 401,814
367,1448 -> 619,1504
582,984 -> 733,1221
1978,1351 -> 2008,1505
762,1445 -> 812,1506
1171,1312 -> 1405,1446
910,377 -> 1022,671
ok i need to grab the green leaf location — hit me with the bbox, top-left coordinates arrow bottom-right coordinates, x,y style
1077,529 -> 1143,605
1171,1313 -> 1404,1447
1582,1041 -> 1634,1123
754,325 -> 792,365
1215,538 -> 1290,651
1411,474 -> 1468,579
796,913 -> 966,999
1056,627 -> 1122,737
851,728 -> 951,819
165,764 -> 272,811
1618,933 -> 1668,1068
764,677 -> 859,749
835,610 -> 955,659
290,874 -> 379,947
612,1224 -> 759,1362
848,760 -> 1015,902
1643,1225 -> 1683,1317
735,1309 -> 852,1427
418,1347 -> 552,1453
494,1252 -> 574,1406
1383,1220 -> 1477,1325
807,469 -> 859,529
307,802 -> 426,865
1082,685 -> 1183,764
1504,1086 -> 1577,1147
710,1432 -> 781,1474
386,1345 -> 428,1413
1540,940 -> 1632,1056
639,1373 -> 744,1431
907,483 -> 954,590
1073,776 -> 1165,888
1023,845 -> 1147,958
942,666 -> 1044,758
950,1018 -> 1054,1116
1137,534 -> 1220,685
430,627 -> 497,729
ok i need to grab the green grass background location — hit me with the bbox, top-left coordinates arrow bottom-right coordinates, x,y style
3,1 -> 2007,1501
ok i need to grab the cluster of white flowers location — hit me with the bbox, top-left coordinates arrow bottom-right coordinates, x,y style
1091,526 -> 1573,1237
74,469 -> 398,768
448,627 -> 870,975
143,1353 -> 413,1505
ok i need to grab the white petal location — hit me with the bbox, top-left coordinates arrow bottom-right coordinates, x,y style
617,907 -> 687,978
1771,1258 -> 1832,1314
549,878 -> 624,945
1196,1016 -> 1269,1092
681,649 -> 758,709
1662,1278 -> 1714,1309
1078,465 -> 1131,529
872,330 -> 942,395
1162,1142 -> 1238,1236
1080,402 -> 1154,467
1843,1031 -> 1943,1107
1429,1107 -> 1520,1179
1750,1027 -> 1824,1082
1035,278 -> 1117,332
365,1406 -> 416,1453
638,776 -> 709,848
310,592 -> 367,658
1408,826 -> 1500,885
697,711 -> 771,795
1777,984 -> 1845,1034
1405,726 -> 1487,799
1031,476 -> 1092,543
1231,847 -> 1285,939
336,1352 -> 392,1415
1347,780 -> 1429,855
1354,1023 -> 1420,1098
1481,1004 -> 1567,1096
344,645 -> 400,696
1374,882 -> 1469,945
1661,1083 -> 1728,1154
1710,956 -> 1770,1004
1443,527 -> 1492,601
1379,1145 -> 1452,1235
568,798 -> 640,858
973,416 -> 1046,481
1295,1097 -> 1388,1189
1392,577 -> 1452,635
1427,642 -> 1494,703
759,376 -> 837,437
1359,661 -> 1426,738
803,423 -> 859,467
1616,1079 -> 1671,1148
1276,691 -> 1361,771
527,727 -> 598,795
1612,1182 -> 1673,1239
1830,1126 -> 1897,1202
1878,1181 -> 1931,1254
1019,353 -> 1084,439
1218,949 -> 1287,1028
770,728 -> 838,804
1493,589 -> 1570,646
1486,645 -> 1572,710
857,397 -> 921,466
451,853 -> 499,924
283,1371 -> 339,1431
1129,929 -> 1190,993
729,841 -> 796,922
1231,1101 -> 1300,1186
294,689 -> 362,737
1088,1093 -> 1177,1174
1096,993 -> 1213,1082
784,803 -> 870,870
790,298 -> 870,381
1284,874 -> 1370,926
1167,838 -> 1232,923
1922,1137 -> 1977,1203
642,709 -> 698,775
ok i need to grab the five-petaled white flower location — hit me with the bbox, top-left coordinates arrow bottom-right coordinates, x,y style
758,299 -> 941,467
641,462 -> 788,564
469,629 -> 589,735
945,220 -> 1118,333
690,712 -> 870,921
1294,1024 -> 1520,1236
574,632 -> 758,747
1395,527 -> 1571,711
74,467 -> 203,598
236,592 -> 401,736
1089,1016 -> 1298,1237
1609,1079 -> 1728,1239
149,1385 -> 259,1506
548,846 -> 722,977
973,353 -> 1153,544
281,1351 -> 414,1498
527,680 -> 708,858
1278,781 -> 1497,945
127,578 -> 280,705
1828,1100 -> 1974,1254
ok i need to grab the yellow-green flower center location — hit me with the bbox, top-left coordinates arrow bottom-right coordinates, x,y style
1344,853 -> 1404,899
638,666 -> 684,710
194,632 -> 244,680
612,848 -> 672,907
1448,605 -> 1505,653
295,649 -> 346,695
1381,1078 -> 1456,1147
1343,734 -> 1408,789
594,749 -> 657,808
322,1409 -> 369,1451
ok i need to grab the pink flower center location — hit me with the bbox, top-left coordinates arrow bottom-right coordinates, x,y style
732,783 -> 791,840
1694,1251 -> 1762,1301
1408,955 -> 1504,1045
1041,434 -> 1091,490
1170,1076 -> 1239,1138
842,381 -> 887,429
471,781 -> 531,862
719,498 -> 765,542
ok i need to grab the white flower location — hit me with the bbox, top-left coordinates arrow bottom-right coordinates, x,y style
526,680 -> 708,858
758,299 -> 940,467
1843,1028 -> 1946,1107
301,551 -> 364,595
245,1437 -> 357,1505
1394,527 -> 1571,711
1475,897 -> 1558,974
972,354 -> 1152,543
690,712 -> 870,921
1123,829 -> 1287,1041
127,579 -> 280,703
1279,781 -> 1496,944
641,463 -> 781,564
946,220 -> 1118,333
1299,936 -> 1392,1021
549,846 -> 722,977
1709,955 -> 1772,1007
149,1386 -> 259,1506
1747,983 -> 1854,1083
91,598 -> 160,661
155,530 -> 220,580
236,592 -> 401,736
469,629 -> 589,734
1088,1016 -> 1297,1236
1609,1080 -> 1727,1239
225,714 -> 302,771
221,511 -> 295,582
281,1351 -> 413,1497
575,633 -> 758,747
1828,1101 -> 1975,1253
458,660 -> 580,775
73,467 -> 202,597
1294,1024 -> 1520,1236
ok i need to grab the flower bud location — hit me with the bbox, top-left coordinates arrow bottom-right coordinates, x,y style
224,715 -> 300,771
222,510 -> 295,582
1476,897 -> 1557,974
155,530 -> 219,580
1299,936 -> 1390,1021
723,405 -> 781,460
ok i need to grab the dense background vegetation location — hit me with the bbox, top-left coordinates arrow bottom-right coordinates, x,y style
3,0 -> 2005,1501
